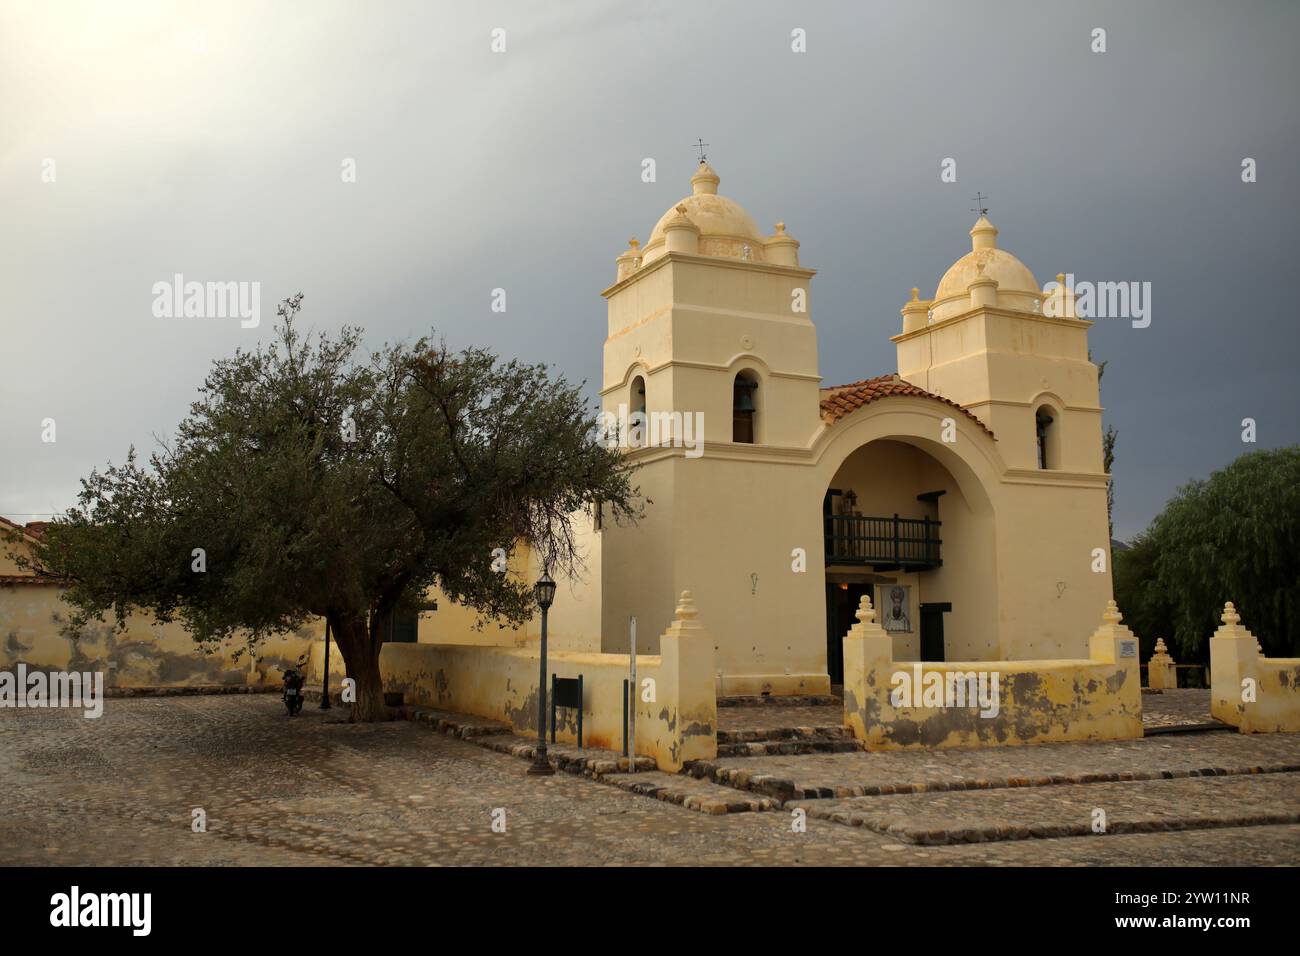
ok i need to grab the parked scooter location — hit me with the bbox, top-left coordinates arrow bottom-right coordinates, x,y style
282,656 -> 308,716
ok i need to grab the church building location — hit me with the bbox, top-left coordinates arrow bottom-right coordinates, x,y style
593,161 -> 1113,697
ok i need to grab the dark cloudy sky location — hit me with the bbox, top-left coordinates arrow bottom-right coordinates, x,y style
2,0 -> 1297,541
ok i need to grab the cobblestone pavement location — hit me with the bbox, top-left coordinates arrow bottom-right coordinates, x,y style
1141,688 -> 1217,728
2,696 -> 1297,866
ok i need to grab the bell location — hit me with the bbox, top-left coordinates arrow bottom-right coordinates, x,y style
734,384 -> 756,412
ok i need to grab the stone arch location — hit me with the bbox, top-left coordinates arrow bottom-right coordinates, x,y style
812,396 -> 1005,667
812,397 -> 1003,517
614,359 -> 652,392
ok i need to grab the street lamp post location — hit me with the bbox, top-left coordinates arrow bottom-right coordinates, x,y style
527,568 -> 557,776
319,620 -> 332,710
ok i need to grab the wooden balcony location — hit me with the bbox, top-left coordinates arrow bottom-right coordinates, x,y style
824,514 -> 942,571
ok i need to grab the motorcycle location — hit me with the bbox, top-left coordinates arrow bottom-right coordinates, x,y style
281,656 -> 308,716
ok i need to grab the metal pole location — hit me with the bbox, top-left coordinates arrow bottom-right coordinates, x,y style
629,615 -> 637,774
528,604 -> 554,775
319,619 -> 332,710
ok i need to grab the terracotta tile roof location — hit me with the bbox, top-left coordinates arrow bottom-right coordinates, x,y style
0,517 -> 62,585
819,375 -> 995,438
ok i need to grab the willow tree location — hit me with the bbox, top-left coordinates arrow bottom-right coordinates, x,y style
1114,446 -> 1299,660
18,295 -> 639,720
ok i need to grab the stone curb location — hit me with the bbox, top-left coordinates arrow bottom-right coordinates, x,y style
718,725 -> 853,743
605,775 -> 779,814
1143,722 -> 1234,736
717,739 -> 866,757
399,706 -> 775,815
403,706 -> 656,774
718,695 -> 838,708
682,759 -> 1300,803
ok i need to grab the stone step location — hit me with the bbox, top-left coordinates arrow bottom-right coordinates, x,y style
790,772 -> 1300,845
718,738 -> 866,757
718,725 -> 854,744
685,743 -> 1300,804
1143,722 -> 1234,736
718,694 -> 839,708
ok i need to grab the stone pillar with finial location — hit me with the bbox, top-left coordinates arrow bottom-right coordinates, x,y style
652,590 -> 716,769
663,203 -> 700,255
1147,637 -> 1177,691
901,287 -> 931,333
1087,599 -> 1143,719
1210,601 -> 1261,728
615,237 -> 642,282
842,594 -> 895,746
765,221 -> 800,267
967,262 -> 999,310
1044,272 -> 1078,319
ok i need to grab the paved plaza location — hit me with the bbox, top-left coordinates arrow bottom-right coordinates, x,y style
2,694 -> 1297,866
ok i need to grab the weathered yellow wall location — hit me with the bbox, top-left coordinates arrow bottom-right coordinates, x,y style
414,526 -> 602,653
4,518 -> 602,690
1210,603 -> 1300,733
2,522 -> 319,685
842,595 -> 1142,750
381,591 -> 716,771
0,583 -> 320,687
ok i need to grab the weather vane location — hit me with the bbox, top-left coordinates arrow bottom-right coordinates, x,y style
694,138 -> 709,164
971,192 -> 989,216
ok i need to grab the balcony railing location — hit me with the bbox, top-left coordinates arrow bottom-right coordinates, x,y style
824,514 -> 942,569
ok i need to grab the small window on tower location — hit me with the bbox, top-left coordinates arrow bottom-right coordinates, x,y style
1035,407 -> 1056,470
733,372 -> 758,443
631,374 -> 647,447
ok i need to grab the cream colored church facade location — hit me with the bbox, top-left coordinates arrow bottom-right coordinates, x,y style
1,162 -> 1114,706
589,162 -> 1112,697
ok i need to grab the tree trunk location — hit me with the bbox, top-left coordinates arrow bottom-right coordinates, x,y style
328,612 -> 388,722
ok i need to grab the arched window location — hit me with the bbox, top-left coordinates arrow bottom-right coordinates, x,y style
733,372 -> 758,443
1035,406 -> 1057,469
630,375 -> 646,416
629,375 -> 646,448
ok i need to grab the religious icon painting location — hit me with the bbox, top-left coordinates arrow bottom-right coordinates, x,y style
879,584 -> 913,633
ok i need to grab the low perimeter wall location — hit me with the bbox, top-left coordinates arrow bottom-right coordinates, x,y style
380,591 -> 716,771
1211,602 -> 1300,733
843,597 -> 1143,750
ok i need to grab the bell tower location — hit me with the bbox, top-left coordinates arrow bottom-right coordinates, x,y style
893,217 -> 1105,474
597,162 -> 825,676
600,162 -> 821,448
